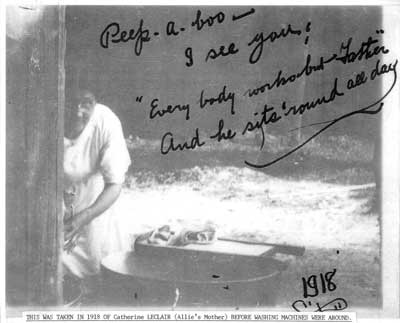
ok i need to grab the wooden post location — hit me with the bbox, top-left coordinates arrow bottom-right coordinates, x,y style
57,6 -> 67,305
6,6 -> 65,306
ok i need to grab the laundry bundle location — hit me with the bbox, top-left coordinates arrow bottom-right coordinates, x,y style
138,224 -> 217,247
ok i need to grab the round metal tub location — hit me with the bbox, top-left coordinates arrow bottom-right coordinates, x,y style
63,275 -> 83,307
100,251 -> 287,307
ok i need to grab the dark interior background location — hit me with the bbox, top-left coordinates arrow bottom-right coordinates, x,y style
65,6 -> 381,141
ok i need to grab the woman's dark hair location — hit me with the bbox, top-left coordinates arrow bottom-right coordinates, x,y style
78,89 -> 96,103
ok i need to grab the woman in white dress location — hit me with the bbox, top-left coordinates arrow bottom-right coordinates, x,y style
63,89 -> 131,285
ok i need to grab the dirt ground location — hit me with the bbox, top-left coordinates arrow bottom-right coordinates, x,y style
110,133 -> 380,309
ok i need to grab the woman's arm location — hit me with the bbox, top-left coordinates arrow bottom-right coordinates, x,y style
64,182 -> 122,245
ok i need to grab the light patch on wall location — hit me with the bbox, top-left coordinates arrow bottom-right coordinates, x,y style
6,5 -> 44,41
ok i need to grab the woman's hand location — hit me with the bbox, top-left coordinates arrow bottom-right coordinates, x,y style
63,183 -> 122,252
64,209 -> 91,252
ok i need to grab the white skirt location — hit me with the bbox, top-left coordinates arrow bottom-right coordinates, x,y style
62,198 -> 132,278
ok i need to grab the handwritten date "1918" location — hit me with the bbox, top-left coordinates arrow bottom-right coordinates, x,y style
302,268 -> 337,298
291,269 -> 345,312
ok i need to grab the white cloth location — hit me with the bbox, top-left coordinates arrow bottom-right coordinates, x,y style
62,103 -> 131,278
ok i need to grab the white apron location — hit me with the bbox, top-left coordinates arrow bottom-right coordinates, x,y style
62,104 -> 131,278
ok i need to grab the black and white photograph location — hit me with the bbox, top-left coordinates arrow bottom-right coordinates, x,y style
3,2 -> 400,320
